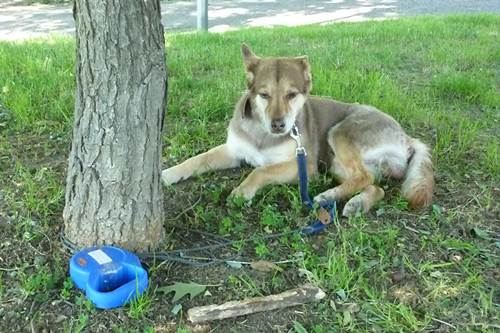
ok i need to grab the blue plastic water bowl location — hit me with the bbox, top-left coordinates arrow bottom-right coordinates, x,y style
69,246 -> 148,309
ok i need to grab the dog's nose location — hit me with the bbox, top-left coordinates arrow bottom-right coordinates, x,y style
271,118 -> 285,132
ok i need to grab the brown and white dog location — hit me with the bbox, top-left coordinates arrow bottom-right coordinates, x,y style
161,44 -> 434,216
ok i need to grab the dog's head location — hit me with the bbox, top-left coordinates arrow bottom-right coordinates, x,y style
241,44 -> 312,135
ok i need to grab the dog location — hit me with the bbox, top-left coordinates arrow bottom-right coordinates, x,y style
161,44 -> 434,217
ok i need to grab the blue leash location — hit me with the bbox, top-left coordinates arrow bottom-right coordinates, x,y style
290,125 -> 337,235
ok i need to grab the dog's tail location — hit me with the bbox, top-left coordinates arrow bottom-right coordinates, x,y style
401,138 -> 434,209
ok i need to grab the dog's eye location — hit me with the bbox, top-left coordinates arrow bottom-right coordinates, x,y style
259,93 -> 270,99
286,92 -> 298,100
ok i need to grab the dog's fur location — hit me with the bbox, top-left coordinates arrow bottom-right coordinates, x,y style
162,44 -> 434,216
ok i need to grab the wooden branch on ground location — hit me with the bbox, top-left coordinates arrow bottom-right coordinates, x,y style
187,284 -> 326,323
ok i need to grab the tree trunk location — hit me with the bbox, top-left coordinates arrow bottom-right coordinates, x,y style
64,0 -> 167,251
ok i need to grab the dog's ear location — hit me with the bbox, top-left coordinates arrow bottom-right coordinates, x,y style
241,43 -> 260,87
296,56 -> 312,94
241,43 -> 259,68
241,92 -> 252,119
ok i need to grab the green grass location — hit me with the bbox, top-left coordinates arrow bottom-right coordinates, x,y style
0,14 -> 499,332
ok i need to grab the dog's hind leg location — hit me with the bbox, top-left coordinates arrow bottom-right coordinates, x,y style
341,185 -> 385,217
314,134 -> 374,203
161,144 -> 240,185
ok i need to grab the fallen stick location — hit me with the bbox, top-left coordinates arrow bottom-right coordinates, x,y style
187,284 -> 326,323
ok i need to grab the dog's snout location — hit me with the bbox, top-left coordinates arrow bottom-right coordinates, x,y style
271,118 -> 286,132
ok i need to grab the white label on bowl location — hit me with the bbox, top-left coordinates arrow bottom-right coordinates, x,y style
88,249 -> 112,265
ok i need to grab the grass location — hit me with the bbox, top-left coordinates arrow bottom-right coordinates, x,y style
0,14 -> 499,332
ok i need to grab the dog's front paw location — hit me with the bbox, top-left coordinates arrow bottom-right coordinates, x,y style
161,166 -> 184,186
314,188 -> 340,203
229,184 -> 256,202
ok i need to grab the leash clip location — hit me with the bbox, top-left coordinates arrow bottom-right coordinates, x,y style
290,124 -> 307,156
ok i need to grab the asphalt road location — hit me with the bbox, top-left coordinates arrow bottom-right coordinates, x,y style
0,0 -> 499,40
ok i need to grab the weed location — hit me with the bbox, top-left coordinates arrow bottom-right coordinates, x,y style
20,265 -> 60,301
75,294 -> 94,313
176,327 -> 192,333
63,313 -> 89,333
60,277 -> 74,300
254,241 -> 270,257
128,284 -> 153,320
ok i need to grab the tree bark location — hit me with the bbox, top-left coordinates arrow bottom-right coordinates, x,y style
64,0 -> 167,251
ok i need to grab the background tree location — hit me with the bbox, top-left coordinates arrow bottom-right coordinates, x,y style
63,0 -> 167,250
